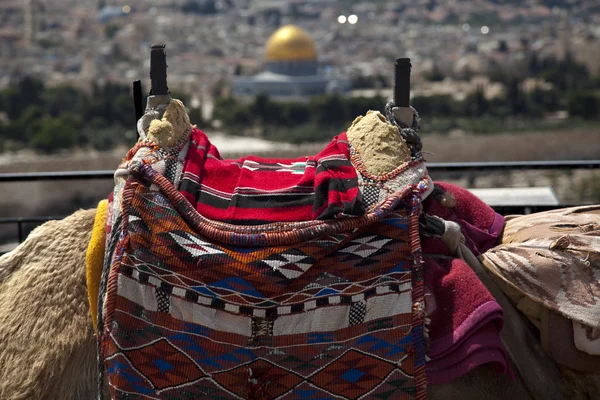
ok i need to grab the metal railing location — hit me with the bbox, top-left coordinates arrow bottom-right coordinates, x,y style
0,160 -> 598,252
0,160 -> 599,182
0,216 -> 62,243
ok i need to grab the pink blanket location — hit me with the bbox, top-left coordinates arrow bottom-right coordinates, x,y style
422,182 -> 511,385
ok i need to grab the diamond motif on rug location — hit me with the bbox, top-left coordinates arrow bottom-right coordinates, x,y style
303,272 -> 349,290
367,369 -> 416,399
253,248 -> 316,279
212,359 -> 304,398
309,349 -> 395,398
124,338 -> 206,391
339,235 -> 393,258
169,231 -> 228,258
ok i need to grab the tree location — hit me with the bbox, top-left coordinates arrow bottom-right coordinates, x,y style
527,86 -> 560,113
30,115 -> 80,153
44,86 -> 87,117
212,96 -> 238,125
0,78 -> 44,120
412,95 -> 456,117
347,96 -> 386,119
528,53 -> 540,76
424,66 -> 445,82
251,93 -> 283,125
507,79 -> 527,115
187,107 -> 204,127
309,94 -> 348,127
282,102 -> 310,125
464,87 -> 489,117
567,92 -> 599,119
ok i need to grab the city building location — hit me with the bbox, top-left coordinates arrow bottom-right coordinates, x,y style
233,24 -> 349,99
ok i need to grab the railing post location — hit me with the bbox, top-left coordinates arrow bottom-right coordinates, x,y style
17,220 -> 23,243
133,79 -> 143,122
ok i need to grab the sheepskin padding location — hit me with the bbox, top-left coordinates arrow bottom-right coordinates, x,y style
0,209 -> 98,400
346,110 -> 411,175
147,99 -> 191,147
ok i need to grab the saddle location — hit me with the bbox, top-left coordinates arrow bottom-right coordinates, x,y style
481,207 -> 600,372
90,100 -> 511,399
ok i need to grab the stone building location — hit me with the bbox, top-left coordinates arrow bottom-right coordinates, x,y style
233,24 -> 348,99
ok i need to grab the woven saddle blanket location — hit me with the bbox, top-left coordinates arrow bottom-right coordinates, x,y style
99,128 -> 430,399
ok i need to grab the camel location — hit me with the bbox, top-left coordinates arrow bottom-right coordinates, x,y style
0,100 -> 598,400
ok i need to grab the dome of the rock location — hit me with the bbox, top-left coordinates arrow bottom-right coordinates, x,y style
233,24 -> 348,98
265,25 -> 317,62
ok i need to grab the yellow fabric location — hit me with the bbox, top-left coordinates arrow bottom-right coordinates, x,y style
86,200 -> 108,331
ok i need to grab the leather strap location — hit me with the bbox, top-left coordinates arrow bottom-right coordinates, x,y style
425,215 -> 571,400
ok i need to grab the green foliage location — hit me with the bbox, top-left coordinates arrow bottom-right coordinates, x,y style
350,74 -> 388,89
213,96 -> 256,128
211,94 -> 388,143
463,87 -> 489,117
567,92 -> 600,119
282,102 -> 310,126
30,114 -> 81,153
1,54 -> 599,153
187,107 -> 203,127
308,94 -> 348,127
528,86 -> 560,113
346,96 -> 386,120
424,67 -> 445,82
412,95 -> 457,117
0,78 -> 44,120
44,86 -> 87,117
535,54 -> 592,92
0,77 -> 139,153
251,93 -> 283,125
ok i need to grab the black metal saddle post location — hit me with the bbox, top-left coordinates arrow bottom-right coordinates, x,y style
149,44 -> 169,96
391,57 -> 413,127
386,57 -> 422,155
133,80 -> 143,122
132,44 -> 171,133
393,57 -> 411,109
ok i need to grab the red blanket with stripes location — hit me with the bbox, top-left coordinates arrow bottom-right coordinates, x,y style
179,129 -> 364,224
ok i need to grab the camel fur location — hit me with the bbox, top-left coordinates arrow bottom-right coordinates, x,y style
0,209 -> 98,400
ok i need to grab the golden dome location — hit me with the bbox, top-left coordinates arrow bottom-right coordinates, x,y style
265,25 -> 317,62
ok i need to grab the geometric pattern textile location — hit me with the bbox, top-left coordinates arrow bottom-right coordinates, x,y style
101,158 -> 428,399
98,123 -> 434,399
